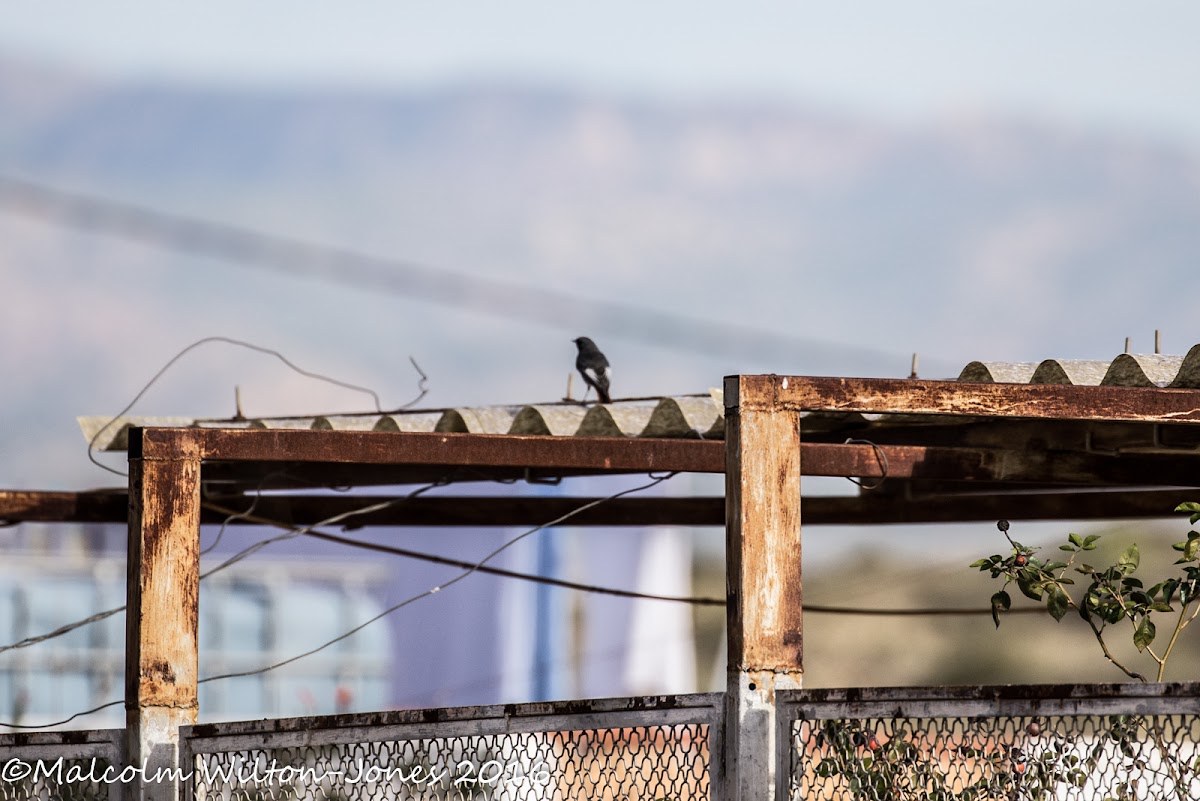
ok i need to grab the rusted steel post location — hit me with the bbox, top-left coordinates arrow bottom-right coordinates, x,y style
723,375 -> 803,801
127,429 -> 201,801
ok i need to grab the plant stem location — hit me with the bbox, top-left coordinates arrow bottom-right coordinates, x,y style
1157,599 -> 1199,681
1085,618 -> 1145,682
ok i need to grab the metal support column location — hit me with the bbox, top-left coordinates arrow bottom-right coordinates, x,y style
723,375 -> 804,800
126,429 -> 201,801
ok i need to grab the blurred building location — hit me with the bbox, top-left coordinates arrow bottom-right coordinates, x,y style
0,524 -> 391,728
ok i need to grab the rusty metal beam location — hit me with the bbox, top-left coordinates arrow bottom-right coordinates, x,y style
755,375 -> 1200,423
4,489 -> 1196,527
805,489 -> 1198,525
202,494 -> 729,528
0,489 -> 128,522
127,431 -> 201,800
216,490 -> 1200,527
118,427 -> 1200,491
809,443 -> 1200,486
131,427 -> 727,471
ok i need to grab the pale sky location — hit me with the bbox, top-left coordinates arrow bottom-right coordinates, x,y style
4,1 -> 1200,144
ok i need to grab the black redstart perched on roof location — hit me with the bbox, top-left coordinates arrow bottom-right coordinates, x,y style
573,337 -> 612,404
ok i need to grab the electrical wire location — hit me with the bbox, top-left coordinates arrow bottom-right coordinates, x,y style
805,604 -> 1043,616
0,606 -> 126,656
201,497 -> 724,606
199,470 -> 286,557
0,482 -> 447,656
0,476 -> 1045,726
0,497 -> 1042,658
198,472 -> 679,684
0,699 -> 124,731
86,335 -> 401,478
204,497 -> 1044,616
203,493 -> 1050,616
0,174 -> 918,366
0,477 -> 1040,727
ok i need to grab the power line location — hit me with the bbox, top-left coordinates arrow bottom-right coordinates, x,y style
0,477 -> 1040,728
86,335 -> 425,477
1,484 -> 1042,658
806,604 -> 1043,617
210,499 -> 1046,616
0,699 -> 123,731
0,174 -> 913,366
0,482 -> 447,656
203,497 -> 725,606
198,472 -> 680,684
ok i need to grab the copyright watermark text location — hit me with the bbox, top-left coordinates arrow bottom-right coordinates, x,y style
4,756 -> 554,792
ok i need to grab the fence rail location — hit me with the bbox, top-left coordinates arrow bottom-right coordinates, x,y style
7,683 -> 1200,801
181,693 -> 722,801
0,728 -> 125,801
778,682 -> 1200,801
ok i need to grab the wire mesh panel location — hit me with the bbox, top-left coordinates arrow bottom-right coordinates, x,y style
0,729 -> 125,801
182,694 -> 720,801
778,683 -> 1200,801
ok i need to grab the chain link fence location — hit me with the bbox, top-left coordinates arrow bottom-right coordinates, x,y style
9,684 -> 1200,800
779,683 -> 1200,801
181,694 -> 721,801
0,729 -> 125,801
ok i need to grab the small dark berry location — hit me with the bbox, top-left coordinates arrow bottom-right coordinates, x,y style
997,520 -> 1010,532
1014,554 -> 1029,567
1025,722 -> 1041,737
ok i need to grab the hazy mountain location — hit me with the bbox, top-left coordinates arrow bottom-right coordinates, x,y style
3,56 -> 1200,490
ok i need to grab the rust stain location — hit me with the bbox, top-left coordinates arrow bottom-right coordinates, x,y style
144,658 -> 177,685
128,454 -> 201,714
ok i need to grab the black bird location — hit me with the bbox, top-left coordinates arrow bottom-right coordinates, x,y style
573,337 -> 612,404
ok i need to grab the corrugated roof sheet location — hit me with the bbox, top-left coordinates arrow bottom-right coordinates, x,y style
80,393 -> 729,452
958,344 -> 1200,387
80,346 -> 1200,452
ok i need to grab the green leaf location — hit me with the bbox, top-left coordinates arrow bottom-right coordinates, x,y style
1163,579 -> 1179,604
1117,544 -> 1140,574
1018,578 -> 1044,601
991,591 -> 1011,628
969,559 -> 990,568
1068,532 -> 1084,548
1059,544 -> 1076,551
1047,586 -> 1070,621
1133,617 -> 1156,652
1186,537 -> 1200,562
1129,591 -> 1152,608
1175,501 -> 1200,524
1083,534 -> 1101,549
